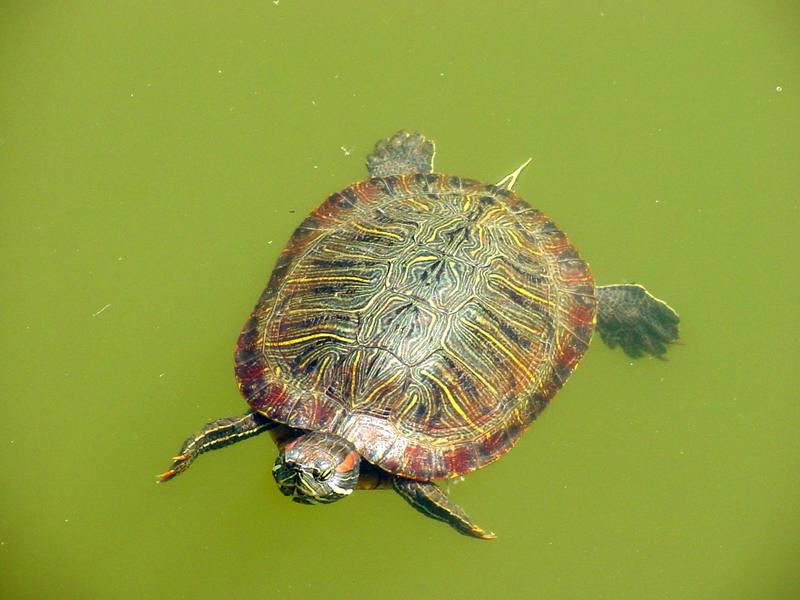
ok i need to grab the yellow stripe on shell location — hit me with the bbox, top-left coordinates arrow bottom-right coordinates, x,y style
469,223 -> 487,258
461,319 -> 533,379
441,340 -> 499,395
356,370 -> 404,407
386,259 -> 395,286
491,307 -> 543,338
406,197 -> 430,212
353,223 -> 403,241
286,306 -> 363,316
349,350 -> 361,402
321,247 -> 376,262
425,216 -> 463,243
313,355 -> 332,387
266,332 -> 355,347
478,206 -> 502,224
398,176 -> 412,194
487,273 -> 553,306
446,259 -> 462,280
287,275 -> 371,284
421,369 -> 484,433
406,254 -> 439,267
506,229 -> 524,248
396,392 -> 419,421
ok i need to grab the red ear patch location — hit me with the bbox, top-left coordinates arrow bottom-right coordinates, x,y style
283,438 -> 298,451
335,450 -> 359,473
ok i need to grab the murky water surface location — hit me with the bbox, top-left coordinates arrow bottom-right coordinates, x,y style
2,2 -> 798,598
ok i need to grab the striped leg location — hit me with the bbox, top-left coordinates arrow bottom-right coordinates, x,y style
392,476 -> 496,540
158,410 -> 275,482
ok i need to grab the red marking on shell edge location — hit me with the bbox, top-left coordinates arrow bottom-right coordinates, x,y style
540,381 -> 560,401
235,363 -> 263,385
443,446 -> 473,475
557,343 -> 582,370
480,428 -> 509,457
247,382 -> 287,413
236,323 -> 257,344
374,445 -> 400,474
569,304 -> 595,328
355,180 -> 382,201
293,395 -> 339,429
315,402 -> 338,425
403,445 -> 432,476
562,265 -> 593,282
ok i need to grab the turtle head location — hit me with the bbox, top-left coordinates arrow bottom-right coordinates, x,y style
272,432 -> 360,504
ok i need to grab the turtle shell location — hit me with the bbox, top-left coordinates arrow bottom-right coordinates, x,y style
235,173 -> 596,480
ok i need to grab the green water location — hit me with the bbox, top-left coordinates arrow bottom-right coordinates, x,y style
2,2 -> 799,598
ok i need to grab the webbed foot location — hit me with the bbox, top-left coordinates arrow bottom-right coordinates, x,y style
597,284 -> 679,359
366,130 -> 435,177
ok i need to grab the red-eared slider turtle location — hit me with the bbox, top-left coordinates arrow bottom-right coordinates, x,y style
159,130 -> 679,539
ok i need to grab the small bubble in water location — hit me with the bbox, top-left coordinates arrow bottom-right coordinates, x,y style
776,86 -> 783,92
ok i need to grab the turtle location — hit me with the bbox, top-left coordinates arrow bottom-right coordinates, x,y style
158,130 -> 679,539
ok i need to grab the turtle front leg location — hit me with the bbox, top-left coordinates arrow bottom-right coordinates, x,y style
158,410 -> 275,482
597,284 -> 680,359
392,476 -> 496,540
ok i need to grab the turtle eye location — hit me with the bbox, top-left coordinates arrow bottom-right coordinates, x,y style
315,466 -> 333,481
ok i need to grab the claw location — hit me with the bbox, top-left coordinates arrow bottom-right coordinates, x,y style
471,526 -> 497,541
157,468 -> 177,483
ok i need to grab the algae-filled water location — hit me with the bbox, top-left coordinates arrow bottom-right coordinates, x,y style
2,2 -> 799,598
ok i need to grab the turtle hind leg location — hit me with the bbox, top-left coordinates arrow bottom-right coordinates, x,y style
158,410 -> 275,482
597,284 -> 680,359
392,476 -> 496,540
366,130 -> 435,177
